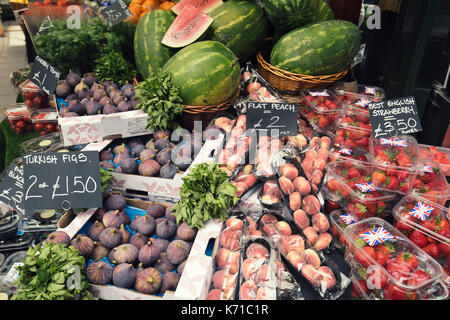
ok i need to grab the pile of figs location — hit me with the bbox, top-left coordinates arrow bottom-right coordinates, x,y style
45,192 -> 197,295
99,129 -> 203,179
56,70 -> 139,117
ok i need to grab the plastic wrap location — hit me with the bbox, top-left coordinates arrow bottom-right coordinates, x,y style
418,144 -> 450,177
331,82 -> 385,114
411,160 -> 450,205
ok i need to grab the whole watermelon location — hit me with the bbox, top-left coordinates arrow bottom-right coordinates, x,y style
264,0 -> 319,31
134,10 -> 175,79
270,20 -> 361,76
163,41 -> 240,106
313,0 -> 334,22
208,0 -> 268,63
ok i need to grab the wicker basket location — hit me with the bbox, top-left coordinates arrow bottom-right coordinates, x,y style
181,88 -> 240,132
256,39 -> 349,95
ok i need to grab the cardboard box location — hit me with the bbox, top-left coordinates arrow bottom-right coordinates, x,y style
56,196 -> 222,300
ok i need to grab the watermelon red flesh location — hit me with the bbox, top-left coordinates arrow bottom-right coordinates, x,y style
172,0 -> 223,15
162,4 -> 214,48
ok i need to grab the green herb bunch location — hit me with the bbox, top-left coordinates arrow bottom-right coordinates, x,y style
173,162 -> 239,229
94,51 -> 137,87
100,167 -> 114,193
12,242 -> 94,300
135,71 -> 184,131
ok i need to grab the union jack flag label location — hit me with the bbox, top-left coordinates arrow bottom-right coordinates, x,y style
309,91 -> 329,97
365,87 -> 377,95
422,165 -> 433,173
355,182 -> 377,192
409,201 -> 434,221
360,227 -> 394,246
379,138 -> 407,147
339,213 -> 358,225
339,147 -> 353,155
355,98 -> 371,108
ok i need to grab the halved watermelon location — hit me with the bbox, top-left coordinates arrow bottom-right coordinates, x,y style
162,4 -> 214,48
172,0 -> 223,15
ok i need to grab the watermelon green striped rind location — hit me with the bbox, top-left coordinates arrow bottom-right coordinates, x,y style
313,0 -> 334,22
163,41 -> 240,106
270,20 -> 361,76
207,0 -> 268,63
162,4 -> 214,48
134,10 -> 175,79
264,0 -> 319,32
172,0 -> 223,15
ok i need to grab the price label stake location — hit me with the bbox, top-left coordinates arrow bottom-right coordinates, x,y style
368,96 -> 422,138
0,162 -> 26,215
22,151 -> 102,211
29,56 -> 61,96
245,102 -> 298,137
98,0 -> 132,27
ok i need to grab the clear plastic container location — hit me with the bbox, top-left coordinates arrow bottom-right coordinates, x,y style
1,104 -> 33,134
30,110 -> 58,136
332,82 -> 385,114
392,194 -> 450,287
328,144 -> 370,164
334,108 -> 372,153
343,217 -> 444,300
299,89 -> 343,134
369,135 -> 424,194
418,144 -> 450,177
411,160 -> 450,205
18,79 -> 50,110
330,209 -> 361,252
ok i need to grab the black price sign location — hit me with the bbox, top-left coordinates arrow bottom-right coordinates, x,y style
0,162 -> 26,216
246,102 -> 298,137
29,56 -> 61,96
22,151 -> 102,211
368,96 -> 422,138
98,0 -> 132,27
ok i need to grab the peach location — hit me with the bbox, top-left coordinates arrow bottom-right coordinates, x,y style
220,229 -> 242,251
249,230 -> 263,237
280,163 -> 298,180
317,148 -> 329,162
301,159 -> 314,177
311,183 -> 319,194
310,169 -> 323,185
263,224 -> 280,238
286,251 -> 305,271
302,195 -> 321,215
226,217 -> 244,231
313,233 -> 333,251
260,194 -> 280,205
275,221 -> 292,236
278,176 -> 294,195
311,213 -> 330,233
293,176 -> 311,196
240,280 -> 257,300
220,166 -> 233,177
255,264 -> 269,283
235,181 -> 248,197
305,149 -> 318,161
242,164 -> 253,175
244,174 -> 258,188
206,289 -> 224,300
236,115 -> 246,129
246,243 -> 269,260
260,214 -> 278,226
302,248 -> 321,268
318,266 -> 336,289
303,226 -> 318,244
246,217 -> 257,232
280,235 -> 305,254
256,163 -> 274,177
301,264 -> 320,287
242,258 -> 263,281
293,209 -> 310,230
320,136 -> 332,149
313,158 -> 327,171
289,192 -> 302,211
263,180 -> 282,198
216,248 -> 240,274
215,116 -> 230,129
309,137 -> 320,149
212,270 -> 237,291
235,172 -> 247,183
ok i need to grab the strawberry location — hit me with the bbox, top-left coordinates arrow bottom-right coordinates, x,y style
366,264 -> 388,290
372,171 -> 387,185
318,116 -> 329,129
438,242 -> 450,258
386,258 -> 411,283
408,230 -> 428,248
396,251 -> 419,270
407,270 -> 431,287
383,283 -> 408,300
347,203 -> 368,220
355,246 -> 376,268
347,167 -> 361,179
399,182 -> 410,193
422,243 -> 439,259
374,243 -> 395,266
386,175 -> 399,190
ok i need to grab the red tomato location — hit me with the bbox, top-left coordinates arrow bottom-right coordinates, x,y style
34,123 -> 45,132
45,123 -> 56,132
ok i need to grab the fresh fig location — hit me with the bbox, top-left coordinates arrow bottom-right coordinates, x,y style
140,149 -> 156,162
165,205 -> 177,223
154,252 -> 175,274
113,263 -> 136,288
134,267 -> 161,294
46,231 -> 70,245
121,82 -> 134,93
66,93 -> 78,101
71,234 -> 94,258
173,155 -> 191,171
119,224 -> 131,243
68,101 -> 86,115
92,242 -> 109,260
66,70 -> 81,86
84,75 -> 97,88
145,139 -> 155,150
55,80 -> 71,98
74,79 -> 89,94
160,272 -> 180,294
150,237 -> 170,252
99,96 -> 113,107
131,144 -> 146,158
160,161 -> 178,179
103,210 -> 125,228
123,88 -> 135,99
154,130 -> 170,141
87,221 -> 106,241
146,203 -> 165,219
100,161 -> 115,170
166,240 -> 190,265
138,240 -> 161,265
156,149 -> 171,166
119,158 -> 138,174
93,88 -> 106,101
77,88 -> 90,100
100,148 -> 114,161
130,233 -> 149,249
113,143 -> 128,155
113,150 -> 131,165
176,222 -> 197,242
156,219 -> 177,239
105,194 -> 126,211
86,261 -> 113,285
117,99 -> 131,112
138,159 -> 161,177
133,215 -> 156,236
63,112 -> 80,118
113,243 -> 138,264
177,260 -> 187,275
86,98 -> 102,115
154,138 -> 169,151
103,102 -> 119,114
100,227 -> 123,249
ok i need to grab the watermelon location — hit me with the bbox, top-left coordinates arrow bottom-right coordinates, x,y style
313,0 -> 334,22
163,41 -> 240,106
172,0 -> 223,15
162,4 -> 214,48
134,10 -> 175,79
264,0 -> 319,31
207,0 -> 268,63
270,20 -> 361,76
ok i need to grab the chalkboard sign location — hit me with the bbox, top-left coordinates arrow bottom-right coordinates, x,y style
0,162 -> 26,216
29,56 -> 61,96
246,102 -> 298,137
368,96 -> 422,138
22,151 -> 102,211
98,0 -> 132,27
